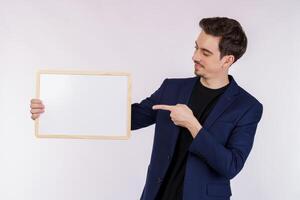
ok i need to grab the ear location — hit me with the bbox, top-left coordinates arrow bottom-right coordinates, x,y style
222,55 -> 235,69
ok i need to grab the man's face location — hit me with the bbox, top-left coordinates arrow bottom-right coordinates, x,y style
192,31 -> 230,79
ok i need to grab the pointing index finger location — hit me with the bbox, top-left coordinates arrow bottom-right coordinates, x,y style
152,104 -> 174,111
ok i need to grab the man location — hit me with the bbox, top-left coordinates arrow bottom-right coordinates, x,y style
31,17 -> 263,200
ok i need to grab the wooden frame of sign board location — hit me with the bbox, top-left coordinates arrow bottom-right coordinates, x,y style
35,70 -> 132,140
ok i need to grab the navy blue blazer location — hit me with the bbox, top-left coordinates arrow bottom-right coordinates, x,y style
131,75 -> 263,200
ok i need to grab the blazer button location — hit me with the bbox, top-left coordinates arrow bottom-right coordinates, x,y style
167,155 -> 170,160
157,177 -> 163,184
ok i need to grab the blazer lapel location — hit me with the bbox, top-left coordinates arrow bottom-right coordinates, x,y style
167,75 -> 240,152
203,75 -> 240,129
168,76 -> 199,150
175,75 -> 240,128
177,77 -> 199,104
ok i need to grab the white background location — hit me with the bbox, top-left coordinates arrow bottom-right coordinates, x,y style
0,0 -> 299,199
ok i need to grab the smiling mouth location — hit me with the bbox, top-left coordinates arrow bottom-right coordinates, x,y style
194,63 -> 203,69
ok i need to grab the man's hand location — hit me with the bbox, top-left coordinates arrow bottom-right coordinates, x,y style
152,104 -> 202,138
30,99 -> 45,120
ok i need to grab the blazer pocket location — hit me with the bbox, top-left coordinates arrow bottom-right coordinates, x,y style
206,183 -> 232,197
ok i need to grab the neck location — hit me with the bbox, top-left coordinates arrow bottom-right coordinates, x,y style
200,75 -> 230,89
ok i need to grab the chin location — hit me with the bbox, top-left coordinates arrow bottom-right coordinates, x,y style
194,70 -> 203,77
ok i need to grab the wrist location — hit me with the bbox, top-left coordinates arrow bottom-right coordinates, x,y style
187,117 -> 202,138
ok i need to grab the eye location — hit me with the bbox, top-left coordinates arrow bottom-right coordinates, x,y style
203,52 -> 209,56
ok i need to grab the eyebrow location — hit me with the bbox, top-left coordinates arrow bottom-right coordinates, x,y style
195,41 -> 214,55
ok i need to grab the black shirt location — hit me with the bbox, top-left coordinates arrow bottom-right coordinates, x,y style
155,76 -> 229,200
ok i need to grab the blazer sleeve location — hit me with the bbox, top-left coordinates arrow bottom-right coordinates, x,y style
188,102 -> 263,179
131,79 -> 168,130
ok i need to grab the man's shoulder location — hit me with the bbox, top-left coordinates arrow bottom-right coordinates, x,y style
161,76 -> 263,107
236,84 -> 263,109
159,77 -> 197,92
162,76 -> 197,85
165,76 -> 196,81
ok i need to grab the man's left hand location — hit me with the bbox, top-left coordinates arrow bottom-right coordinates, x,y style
152,104 -> 202,138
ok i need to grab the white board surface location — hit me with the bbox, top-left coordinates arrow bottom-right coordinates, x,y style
35,70 -> 131,139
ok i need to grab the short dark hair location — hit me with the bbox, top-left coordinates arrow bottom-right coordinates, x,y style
199,17 -> 247,63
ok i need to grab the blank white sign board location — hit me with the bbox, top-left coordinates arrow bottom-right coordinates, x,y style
35,70 -> 132,140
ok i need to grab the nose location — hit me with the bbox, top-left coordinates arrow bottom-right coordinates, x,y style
192,49 -> 201,63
